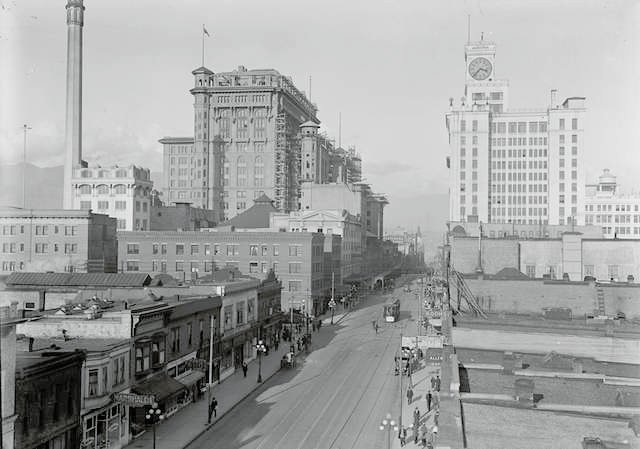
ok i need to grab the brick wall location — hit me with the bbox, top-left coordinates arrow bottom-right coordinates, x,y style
451,237 -> 519,274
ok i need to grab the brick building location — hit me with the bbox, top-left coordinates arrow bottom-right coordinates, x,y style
0,208 -> 117,274
117,230 -> 325,313
14,348 -> 85,449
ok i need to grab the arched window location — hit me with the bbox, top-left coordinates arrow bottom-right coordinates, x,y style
237,156 -> 247,186
96,184 -> 109,195
79,184 -> 91,195
114,184 -> 127,194
254,156 -> 264,187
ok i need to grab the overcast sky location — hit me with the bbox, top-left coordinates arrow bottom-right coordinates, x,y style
2,0 -> 639,228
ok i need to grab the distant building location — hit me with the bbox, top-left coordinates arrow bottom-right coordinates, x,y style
14,347 -> 85,449
584,169 -> 640,238
72,165 -> 153,231
270,209 -> 361,285
446,38 -> 586,226
150,202 -> 221,231
0,208 -> 117,274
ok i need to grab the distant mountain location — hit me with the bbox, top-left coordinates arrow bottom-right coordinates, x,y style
0,163 -> 63,209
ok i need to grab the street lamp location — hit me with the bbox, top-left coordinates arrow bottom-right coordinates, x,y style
145,402 -> 164,449
256,339 -> 266,383
379,413 -> 398,449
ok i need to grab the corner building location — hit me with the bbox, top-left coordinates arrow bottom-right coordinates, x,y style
446,40 -> 586,226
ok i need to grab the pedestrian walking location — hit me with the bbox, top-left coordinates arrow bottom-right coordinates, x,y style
312,321 -> 316,332
375,322 -> 379,334
406,386 -> 414,405
433,391 -> 440,410
413,406 -> 420,426
208,396 -> 218,422
274,339 -> 279,351
420,423 -> 428,447
435,375 -> 441,392
242,361 -> 248,377
427,390 -> 432,411
430,376 -> 436,391
400,427 -> 407,446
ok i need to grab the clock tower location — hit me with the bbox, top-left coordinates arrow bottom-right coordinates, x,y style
464,39 -> 509,113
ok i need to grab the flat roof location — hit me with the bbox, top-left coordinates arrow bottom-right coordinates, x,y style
6,272 -> 152,288
463,403 -> 636,449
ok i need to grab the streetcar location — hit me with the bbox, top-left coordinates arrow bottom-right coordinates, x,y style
383,299 -> 400,322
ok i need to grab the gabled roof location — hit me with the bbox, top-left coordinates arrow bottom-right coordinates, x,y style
5,272 -> 152,288
219,195 -> 278,229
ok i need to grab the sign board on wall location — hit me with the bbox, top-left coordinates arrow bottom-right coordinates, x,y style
402,335 -> 444,349
113,393 -> 155,407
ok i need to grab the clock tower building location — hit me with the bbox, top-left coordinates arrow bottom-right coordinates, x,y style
446,38 -> 586,229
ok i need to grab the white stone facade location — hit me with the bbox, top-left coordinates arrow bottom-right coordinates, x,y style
72,165 -> 153,231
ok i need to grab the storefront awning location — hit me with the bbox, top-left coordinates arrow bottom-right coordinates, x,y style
177,370 -> 205,388
133,373 -> 186,402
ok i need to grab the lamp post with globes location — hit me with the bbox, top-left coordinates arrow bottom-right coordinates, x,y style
256,339 -> 266,383
379,413 -> 398,449
145,402 -> 164,449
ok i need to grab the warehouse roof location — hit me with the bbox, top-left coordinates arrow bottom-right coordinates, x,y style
5,272 -> 152,288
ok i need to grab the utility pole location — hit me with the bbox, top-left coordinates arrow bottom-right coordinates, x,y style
207,314 -> 215,424
398,329 -> 403,439
23,124 -> 32,209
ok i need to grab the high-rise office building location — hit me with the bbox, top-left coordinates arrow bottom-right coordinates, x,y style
446,39 -> 586,226
162,66 -> 319,220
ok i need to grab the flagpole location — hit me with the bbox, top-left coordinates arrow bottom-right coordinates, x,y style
201,24 -> 205,67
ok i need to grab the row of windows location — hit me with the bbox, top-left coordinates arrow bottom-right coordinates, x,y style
492,160 -> 548,170
32,225 -> 78,236
586,204 -> 640,212
492,149 -> 549,158
78,169 -> 130,178
490,196 -> 548,206
601,227 -> 640,235
491,207 -> 548,217
491,121 -> 550,134
492,184 -> 549,194
130,242 -> 302,258
586,214 -> 640,224
33,243 -> 78,254
491,172 -> 549,182
77,184 -> 148,195
491,137 -> 548,147
127,259 -> 282,275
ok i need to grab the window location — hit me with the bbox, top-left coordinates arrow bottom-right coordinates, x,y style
35,243 -> 48,253
190,261 -> 199,272
127,243 -> 139,254
65,226 -> 77,236
288,280 -> 302,292
472,120 -> 478,132
117,219 -> 127,230
254,156 -> 264,187
126,261 -> 139,271
289,245 -> 300,256
80,201 -> 92,210
175,261 -> 184,271
88,369 -> 99,397
224,305 -> 233,330
176,244 -> 184,255
559,118 -> 565,130
289,262 -> 301,273
115,184 -> 126,194
171,327 -> 181,353
191,244 -> 199,255
187,322 -> 193,346
249,245 -> 259,256
236,302 -> 245,324
584,265 -> 594,278
607,265 -> 619,280
152,243 -> 159,255
115,201 -> 126,210
237,156 -> 247,186
572,118 -> 578,130
151,339 -> 165,365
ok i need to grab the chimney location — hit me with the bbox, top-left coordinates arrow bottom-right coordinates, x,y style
550,89 -> 558,109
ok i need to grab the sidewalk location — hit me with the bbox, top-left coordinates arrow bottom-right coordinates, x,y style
126,343 -> 289,449
392,359 -> 442,448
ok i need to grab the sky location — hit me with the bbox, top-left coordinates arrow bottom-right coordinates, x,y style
1,0 -> 639,230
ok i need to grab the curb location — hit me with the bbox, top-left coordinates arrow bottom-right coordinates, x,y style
181,347 -> 309,449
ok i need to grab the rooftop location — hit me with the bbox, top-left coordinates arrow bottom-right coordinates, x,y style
219,195 -> 278,229
6,272 -> 152,288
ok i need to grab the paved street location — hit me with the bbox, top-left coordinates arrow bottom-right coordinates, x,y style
184,277 -> 430,449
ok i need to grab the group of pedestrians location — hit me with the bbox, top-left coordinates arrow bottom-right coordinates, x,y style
399,374 -> 442,448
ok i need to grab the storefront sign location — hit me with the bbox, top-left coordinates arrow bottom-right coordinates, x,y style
185,358 -> 208,371
113,393 -> 155,406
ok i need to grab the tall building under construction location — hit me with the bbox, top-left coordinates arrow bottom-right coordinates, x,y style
161,65 -> 319,220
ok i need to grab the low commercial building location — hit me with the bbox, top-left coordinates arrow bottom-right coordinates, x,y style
72,165 -> 153,231
14,347 -> 85,449
23,338 -> 132,449
0,208 -> 118,274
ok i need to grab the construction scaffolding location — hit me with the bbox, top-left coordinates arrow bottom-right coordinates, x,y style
274,112 -> 288,211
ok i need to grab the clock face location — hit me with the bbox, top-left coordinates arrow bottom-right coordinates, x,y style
469,57 -> 492,81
